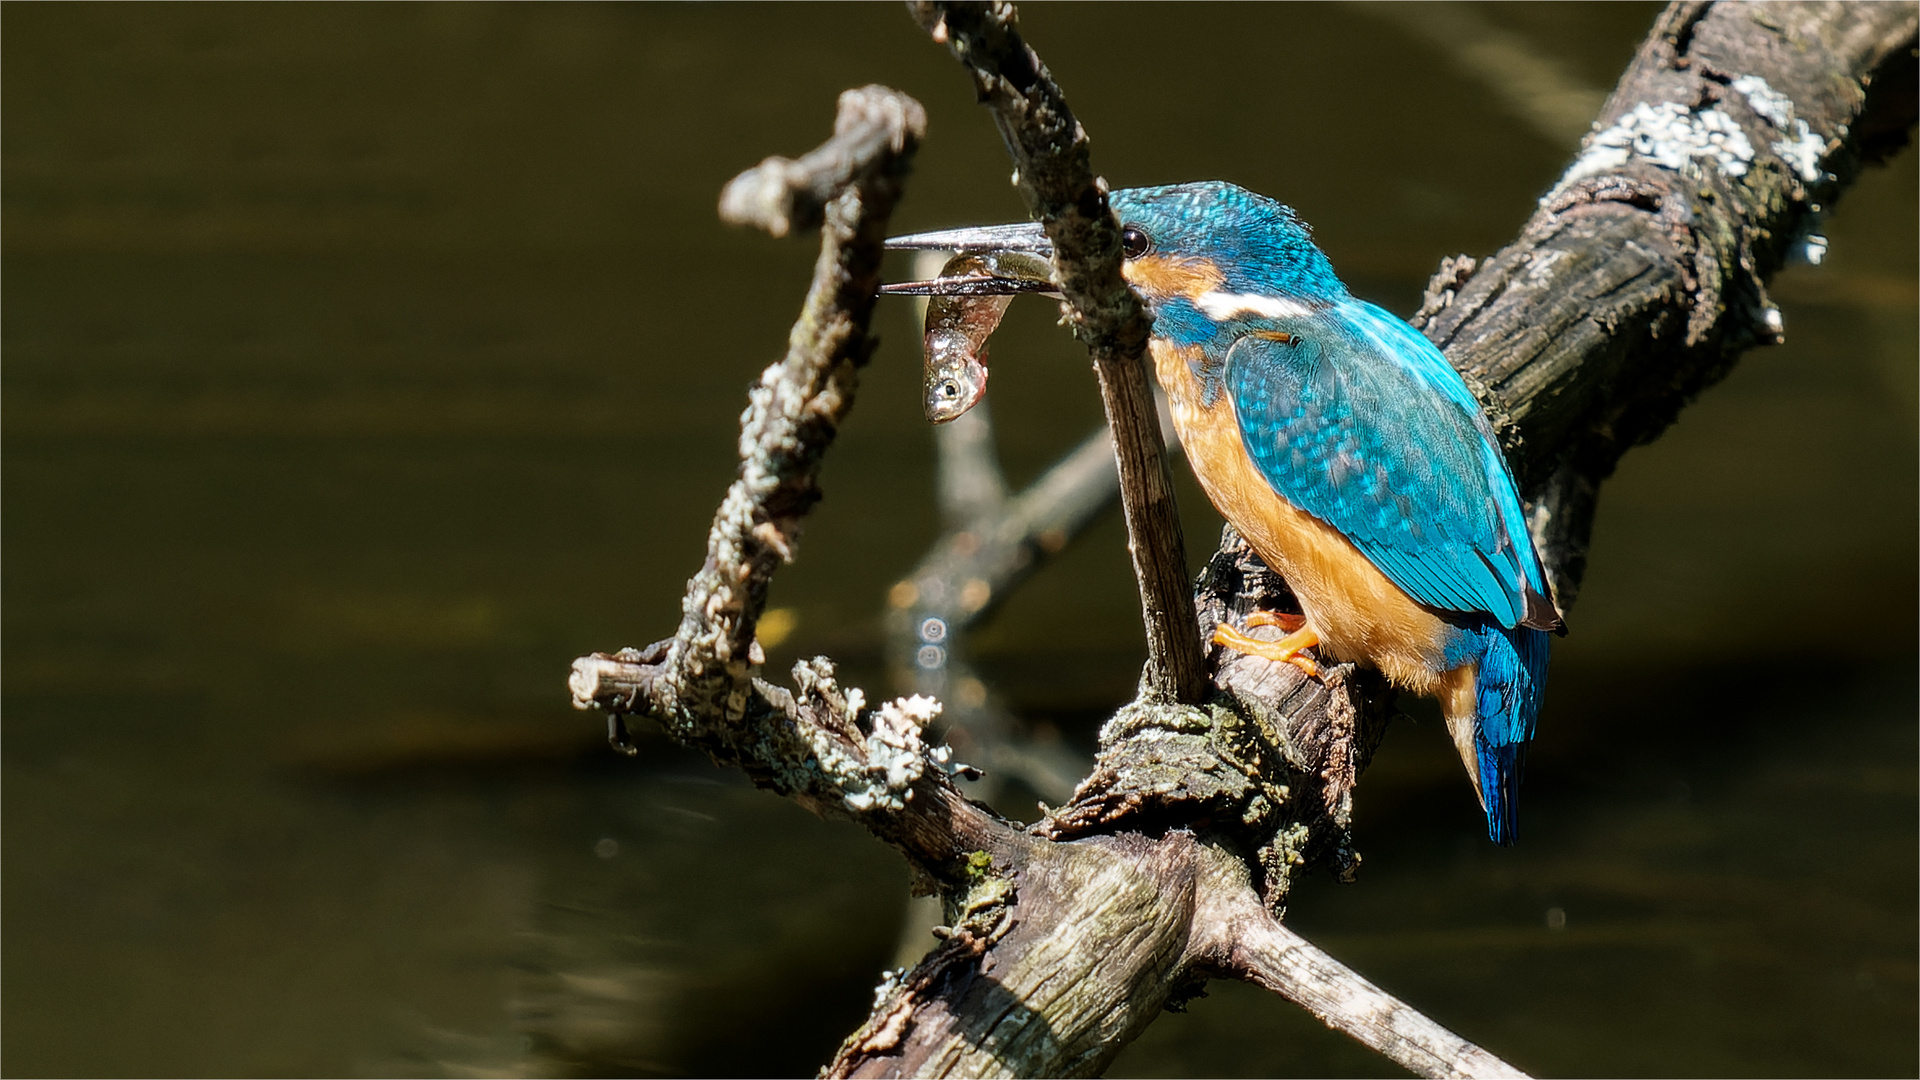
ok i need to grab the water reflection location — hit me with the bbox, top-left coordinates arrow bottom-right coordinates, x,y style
3,4 -> 1913,1077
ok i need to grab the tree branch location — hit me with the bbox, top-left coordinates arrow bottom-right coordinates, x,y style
568,86 -> 1020,876
569,4 -> 1916,1078
1186,845 -> 1530,1080
1417,1 -> 1918,593
908,0 -> 1210,706
828,2 -> 1916,1075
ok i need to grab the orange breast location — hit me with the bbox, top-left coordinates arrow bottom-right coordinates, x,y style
1150,338 -> 1457,695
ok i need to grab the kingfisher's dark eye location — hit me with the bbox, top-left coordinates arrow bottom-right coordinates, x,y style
1120,225 -> 1150,259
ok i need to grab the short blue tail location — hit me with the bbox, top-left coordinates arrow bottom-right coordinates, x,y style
1472,625 -> 1552,845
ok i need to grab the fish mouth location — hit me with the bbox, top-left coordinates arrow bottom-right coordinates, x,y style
881,222 -> 1057,296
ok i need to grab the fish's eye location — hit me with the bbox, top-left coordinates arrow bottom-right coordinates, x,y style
940,380 -> 961,400
1120,225 -> 1150,259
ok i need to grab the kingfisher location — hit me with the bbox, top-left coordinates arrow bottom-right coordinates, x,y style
888,181 -> 1562,844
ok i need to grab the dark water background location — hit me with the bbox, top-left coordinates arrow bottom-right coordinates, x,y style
4,4 -> 1914,1076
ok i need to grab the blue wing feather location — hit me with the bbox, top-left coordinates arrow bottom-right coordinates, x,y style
1225,300 -> 1548,627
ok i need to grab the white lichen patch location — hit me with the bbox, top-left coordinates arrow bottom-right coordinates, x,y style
1732,74 -> 1827,183
1557,101 -> 1755,189
895,693 -> 942,725
1731,74 -> 1794,128
1772,119 -> 1825,182
789,660 -> 932,811
870,967 -> 907,1010
925,743 -> 979,780
825,692 -> 945,813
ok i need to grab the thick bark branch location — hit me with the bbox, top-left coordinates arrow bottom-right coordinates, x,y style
831,831 -> 1198,1079
833,832 -> 1522,1080
1418,0 -> 1918,595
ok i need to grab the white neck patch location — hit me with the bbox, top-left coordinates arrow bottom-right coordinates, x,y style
1193,290 -> 1316,321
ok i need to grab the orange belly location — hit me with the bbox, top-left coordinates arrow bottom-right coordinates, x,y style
1151,339 -> 1457,696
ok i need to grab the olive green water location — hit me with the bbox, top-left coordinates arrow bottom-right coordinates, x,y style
4,4 -> 1914,1076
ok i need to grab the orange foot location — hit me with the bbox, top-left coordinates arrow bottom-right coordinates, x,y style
1212,616 -> 1321,678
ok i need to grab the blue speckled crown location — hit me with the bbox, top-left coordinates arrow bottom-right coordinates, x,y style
1110,181 -> 1349,301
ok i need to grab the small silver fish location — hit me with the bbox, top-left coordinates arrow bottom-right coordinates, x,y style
921,251 -> 1053,424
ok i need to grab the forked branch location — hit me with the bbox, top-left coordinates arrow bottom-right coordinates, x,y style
569,2 -> 1916,1078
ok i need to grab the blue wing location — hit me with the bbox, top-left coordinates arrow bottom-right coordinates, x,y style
1224,300 -> 1555,629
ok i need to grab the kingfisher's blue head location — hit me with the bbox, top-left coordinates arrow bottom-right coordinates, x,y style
884,182 -> 1348,349
1106,182 -> 1346,307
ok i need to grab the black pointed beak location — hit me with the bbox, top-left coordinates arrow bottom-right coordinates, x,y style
881,222 -> 1057,296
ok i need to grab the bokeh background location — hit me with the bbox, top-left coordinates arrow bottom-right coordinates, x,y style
4,4 -> 1913,1076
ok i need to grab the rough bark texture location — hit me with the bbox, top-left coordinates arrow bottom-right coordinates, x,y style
571,4 -> 1917,1079
570,86 -> 959,820
1417,1 -> 1920,603
832,830 -> 1201,1079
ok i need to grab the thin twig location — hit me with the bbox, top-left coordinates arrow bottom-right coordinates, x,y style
1186,845 -> 1530,1080
910,0 -> 1209,705
1217,914 -> 1530,1078
719,90 -> 927,238
1234,926 -> 1528,1079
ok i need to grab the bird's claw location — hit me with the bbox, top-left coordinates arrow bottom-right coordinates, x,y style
1211,621 -> 1322,679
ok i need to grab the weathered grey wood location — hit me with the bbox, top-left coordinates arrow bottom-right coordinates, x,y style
1187,846 -> 1528,1080
719,90 -> 928,239
570,86 -> 958,817
831,830 -> 1198,1079
831,828 -> 1524,1080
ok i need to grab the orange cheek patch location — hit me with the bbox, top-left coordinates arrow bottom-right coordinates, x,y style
1124,255 -> 1223,300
